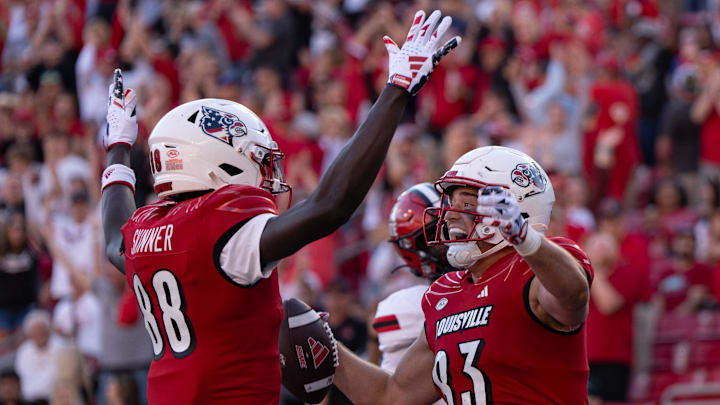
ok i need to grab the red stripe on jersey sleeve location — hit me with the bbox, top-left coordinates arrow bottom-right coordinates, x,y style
373,315 -> 400,333
375,324 -> 401,333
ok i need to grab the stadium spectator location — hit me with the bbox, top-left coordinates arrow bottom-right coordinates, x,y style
14,310 -> 61,404
38,134 -> 90,219
3,144 -> 43,227
650,178 -> 697,237
657,66 -> 701,193
324,278 -> 367,405
76,18 -> 114,126
0,214 -> 38,339
596,199 -> 651,273
583,52 -> 641,202
44,185 -> 99,303
691,51 -> 720,183
586,232 -> 650,403
325,278 -> 367,355
103,373 -> 140,405
92,265 -> 151,405
652,228 -> 715,314
625,19 -> 674,166
42,199 -> 103,363
0,369 -> 28,405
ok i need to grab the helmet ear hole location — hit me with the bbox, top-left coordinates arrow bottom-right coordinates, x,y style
219,163 -> 243,176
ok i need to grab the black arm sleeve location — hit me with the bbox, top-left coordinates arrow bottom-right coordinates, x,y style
259,85 -> 410,265
101,145 -> 137,274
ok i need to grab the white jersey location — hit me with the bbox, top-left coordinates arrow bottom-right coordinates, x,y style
373,284 -> 429,372
373,284 -> 446,405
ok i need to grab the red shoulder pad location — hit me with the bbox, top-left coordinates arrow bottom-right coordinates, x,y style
549,236 -> 594,282
423,271 -> 466,311
201,184 -> 278,217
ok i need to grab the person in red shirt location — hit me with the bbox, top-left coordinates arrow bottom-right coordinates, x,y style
691,52 -> 720,183
333,146 -> 593,404
653,229 -> 714,314
585,232 -> 650,403
583,53 -> 641,201
100,11 -> 460,405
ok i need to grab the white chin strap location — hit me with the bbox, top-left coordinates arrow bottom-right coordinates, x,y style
446,228 -> 510,269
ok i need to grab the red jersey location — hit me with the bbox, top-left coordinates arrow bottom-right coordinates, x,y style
700,109 -> 720,165
583,80 -> 640,198
587,264 -> 649,365
121,185 -> 282,405
422,237 -> 594,405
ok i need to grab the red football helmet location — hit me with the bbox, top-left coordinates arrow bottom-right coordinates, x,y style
388,183 -> 454,279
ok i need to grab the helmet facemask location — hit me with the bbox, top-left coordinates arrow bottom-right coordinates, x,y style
421,146 -> 555,268
250,142 -> 291,195
424,179 -> 511,268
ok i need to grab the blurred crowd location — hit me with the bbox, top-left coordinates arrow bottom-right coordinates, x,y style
0,0 -> 720,404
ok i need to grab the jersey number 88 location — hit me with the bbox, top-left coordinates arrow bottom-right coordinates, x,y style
132,270 -> 196,360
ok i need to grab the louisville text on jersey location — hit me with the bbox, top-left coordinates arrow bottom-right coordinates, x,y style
435,305 -> 493,339
131,225 -> 175,255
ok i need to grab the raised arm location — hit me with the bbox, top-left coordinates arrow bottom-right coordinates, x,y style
260,9 -> 460,265
477,187 -> 589,328
101,70 -> 138,274
102,146 -> 135,273
524,239 -> 590,328
333,329 -> 440,405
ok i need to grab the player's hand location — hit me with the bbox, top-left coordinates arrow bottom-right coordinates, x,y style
476,186 -> 542,256
105,69 -> 137,150
384,9 -> 461,96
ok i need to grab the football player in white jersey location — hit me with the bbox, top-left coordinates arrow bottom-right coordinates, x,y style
373,183 -> 454,392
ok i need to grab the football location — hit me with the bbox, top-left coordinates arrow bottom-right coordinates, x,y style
279,298 -> 339,404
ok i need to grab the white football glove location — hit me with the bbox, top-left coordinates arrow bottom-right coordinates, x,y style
104,73 -> 137,150
476,186 -> 542,256
384,9 -> 461,96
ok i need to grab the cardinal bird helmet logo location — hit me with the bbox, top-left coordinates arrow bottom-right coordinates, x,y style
510,162 -> 547,198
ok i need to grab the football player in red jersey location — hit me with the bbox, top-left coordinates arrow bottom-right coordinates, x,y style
99,10 -> 459,405
333,146 -> 594,405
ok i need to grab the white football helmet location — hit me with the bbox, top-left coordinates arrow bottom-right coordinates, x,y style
147,99 -> 290,199
426,146 -> 555,268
